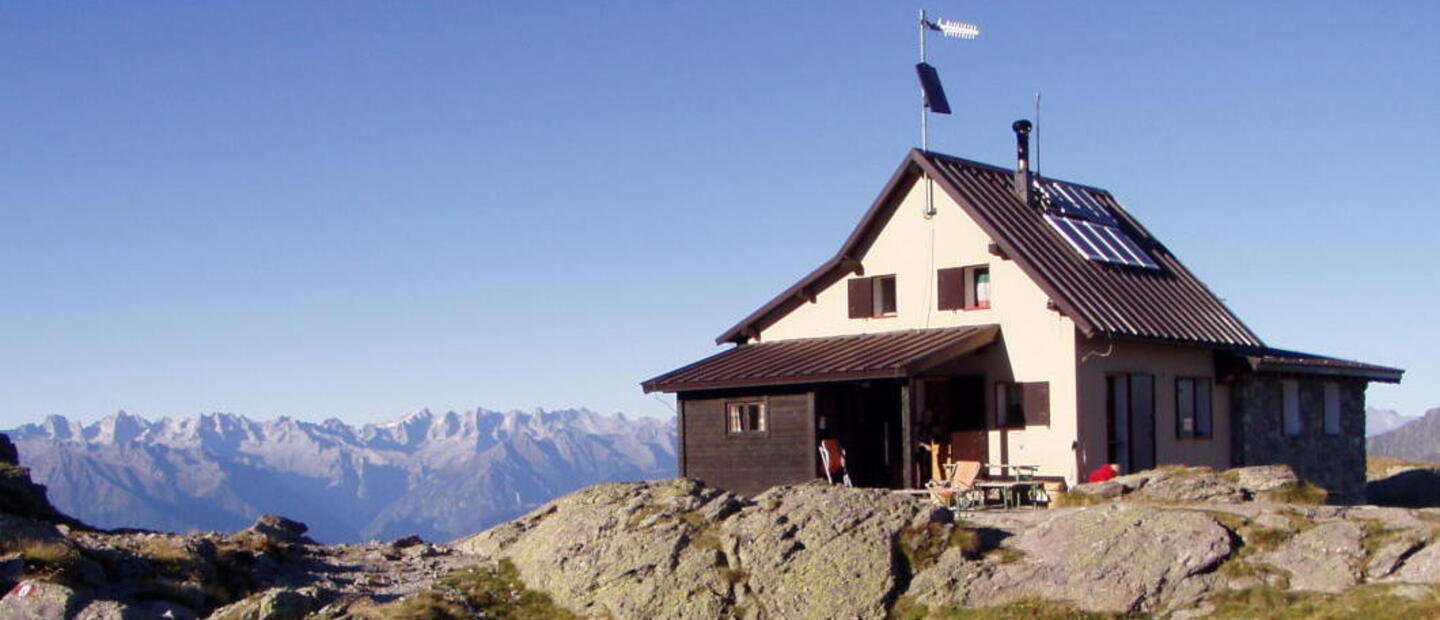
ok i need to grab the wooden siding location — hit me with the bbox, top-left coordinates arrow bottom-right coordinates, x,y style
681,392 -> 816,497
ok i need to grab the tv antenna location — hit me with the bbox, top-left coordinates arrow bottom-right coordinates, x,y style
916,9 -> 980,217
916,9 -> 980,152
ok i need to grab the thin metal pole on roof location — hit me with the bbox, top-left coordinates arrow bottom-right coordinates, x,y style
919,9 -> 929,153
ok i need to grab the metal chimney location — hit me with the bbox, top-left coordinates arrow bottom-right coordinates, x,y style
1012,119 -> 1033,204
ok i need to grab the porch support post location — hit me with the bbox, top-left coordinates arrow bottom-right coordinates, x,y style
900,381 -> 914,489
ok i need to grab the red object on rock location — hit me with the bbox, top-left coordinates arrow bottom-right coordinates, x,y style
1088,464 -> 1119,483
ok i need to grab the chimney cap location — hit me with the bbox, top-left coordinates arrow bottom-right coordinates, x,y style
1012,119 -> 1032,134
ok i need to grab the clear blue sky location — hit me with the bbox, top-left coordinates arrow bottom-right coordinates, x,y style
2,2 -> 1435,427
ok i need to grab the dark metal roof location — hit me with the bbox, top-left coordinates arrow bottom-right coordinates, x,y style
643,325 -> 998,393
1227,347 -> 1404,383
716,150 -> 1264,349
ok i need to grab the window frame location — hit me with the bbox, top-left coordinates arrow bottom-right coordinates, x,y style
872,274 -> 897,317
1322,382 -> 1341,436
725,399 -> 768,436
1174,377 -> 1213,440
993,381 -> 1048,429
937,264 -> 991,312
1281,379 -> 1302,437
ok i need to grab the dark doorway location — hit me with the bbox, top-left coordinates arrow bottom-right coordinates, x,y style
1107,373 -> 1156,473
817,382 -> 903,488
917,376 -> 988,482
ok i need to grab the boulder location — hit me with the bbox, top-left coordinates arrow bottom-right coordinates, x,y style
1256,520 -> 1365,593
75,599 -> 198,620
1393,541 -> 1440,583
1226,465 -> 1300,494
908,504 -> 1234,613
1130,470 -> 1245,504
723,483 -> 938,620
0,580 -> 85,619
458,478 -> 743,619
207,587 -> 320,620
242,515 -> 312,545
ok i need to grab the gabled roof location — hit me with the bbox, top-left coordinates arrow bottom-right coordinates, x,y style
644,325 -> 997,393
717,149 -> 1264,349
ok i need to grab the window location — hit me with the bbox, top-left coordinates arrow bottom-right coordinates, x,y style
1282,379 -> 1301,436
726,401 -> 766,434
937,265 -> 991,311
995,382 -> 1049,428
1175,377 -> 1213,439
1323,382 -> 1341,436
847,275 -> 897,319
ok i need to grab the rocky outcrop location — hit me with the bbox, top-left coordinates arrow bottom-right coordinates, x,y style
455,472 -> 1440,618
1067,464 -> 1312,505
908,504 -> 1233,613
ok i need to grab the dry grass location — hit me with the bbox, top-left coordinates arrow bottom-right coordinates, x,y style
1367,457 -> 1440,481
374,560 -> 576,620
1208,583 -> 1440,619
889,597 -> 1146,619
1049,492 -> 1111,508
1259,482 -> 1328,505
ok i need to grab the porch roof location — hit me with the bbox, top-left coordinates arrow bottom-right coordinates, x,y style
642,325 -> 998,393
1226,347 -> 1404,383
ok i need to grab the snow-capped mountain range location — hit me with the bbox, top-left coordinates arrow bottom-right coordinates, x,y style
5,408 -> 676,543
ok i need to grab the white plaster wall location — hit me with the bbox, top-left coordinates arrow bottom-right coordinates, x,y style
1074,336 -> 1232,475
758,176 -> 1084,483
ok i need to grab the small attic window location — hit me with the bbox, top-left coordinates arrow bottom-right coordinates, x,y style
937,265 -> 990,311
848,275 -> 897,319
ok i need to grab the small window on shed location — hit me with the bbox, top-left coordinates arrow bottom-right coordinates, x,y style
1323,382 -> 1341,436
727,401 -> 766,434
937,265 -> 991,311
1282,379 -> 1302,436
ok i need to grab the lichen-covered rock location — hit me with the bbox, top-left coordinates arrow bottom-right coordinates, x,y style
208,587 -> 319,620
724,484 -> 937,620
1256,520 -> 1366,592
1393,541 -> 1440,584
0,580 -> 85,619
76,598 -> 198,620
1227,464 -> 1300,493
909,504 -> 1233,613
1130,470 -> 1246,504
458,478 -> 743,619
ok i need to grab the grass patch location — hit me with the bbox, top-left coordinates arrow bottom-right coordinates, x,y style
982,547 -> 1026,564
1259,482 -> 1328,505
1368,457 -> 1440,481
1208,583 -> 1440,619
895,598 -> 1147,619
375,560 -> 576,620
898,523 -> 981,572
1050,492 -> 1111,508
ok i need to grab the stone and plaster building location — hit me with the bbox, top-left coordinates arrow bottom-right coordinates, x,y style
643,122 -> 1401,501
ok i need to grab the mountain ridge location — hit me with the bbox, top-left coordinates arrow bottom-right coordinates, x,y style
5,407 -> 676,543
1367,407 -> 1440,463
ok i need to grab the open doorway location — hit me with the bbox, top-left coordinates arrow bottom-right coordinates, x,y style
816,382 -> 903,488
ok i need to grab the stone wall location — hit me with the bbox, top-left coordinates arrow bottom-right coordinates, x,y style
1229,375 -> 1367,502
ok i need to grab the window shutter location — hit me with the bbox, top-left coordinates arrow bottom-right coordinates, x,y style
937,267 -> 965,310
848,278 -> 873,319
1023,382 -> 1050,426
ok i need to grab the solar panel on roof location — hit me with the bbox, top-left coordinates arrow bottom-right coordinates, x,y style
1035,182 -> 1116,225
1044,214 -> 1159,269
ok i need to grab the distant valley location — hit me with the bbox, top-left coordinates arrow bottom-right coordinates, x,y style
5,408 -> 676,543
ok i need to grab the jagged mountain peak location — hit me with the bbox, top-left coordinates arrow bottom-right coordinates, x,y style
4,407 -> 678,543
